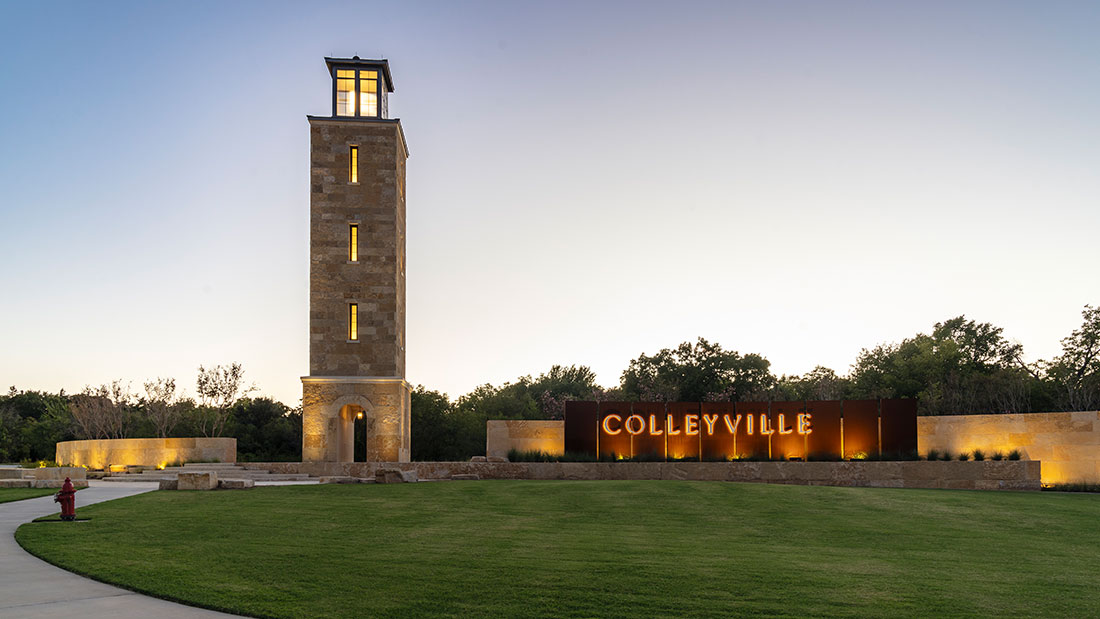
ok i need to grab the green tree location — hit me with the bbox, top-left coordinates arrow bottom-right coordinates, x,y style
1044,305 -> 1100,411
142,377 -> 180,438
410,386 -> 483,461
456,383 -> 540,420
227,398 -> 301,462
195,363 -> 255,437
773,366 -> 851,401
849,316 -> 1034,415
0,388 -> 75,461
620,338 -> 774,402
526,365 -> 600,419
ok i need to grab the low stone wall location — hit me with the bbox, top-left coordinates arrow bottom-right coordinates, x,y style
486,420 -> 565,458
918,411 -> 1100,484
27,467 -> 87,481
0,466 -> 87,488
55,438 -> 236,469
246,460 -> 1041,491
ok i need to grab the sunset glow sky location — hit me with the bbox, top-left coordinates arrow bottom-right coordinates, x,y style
2,1 -> 1098,405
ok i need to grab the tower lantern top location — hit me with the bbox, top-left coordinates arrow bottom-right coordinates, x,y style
325,56 -> 394,119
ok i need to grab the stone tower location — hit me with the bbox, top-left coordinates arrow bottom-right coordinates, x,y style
301,57 -> 410,463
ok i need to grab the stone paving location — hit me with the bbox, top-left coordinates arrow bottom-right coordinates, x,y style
0,481 -> 238,618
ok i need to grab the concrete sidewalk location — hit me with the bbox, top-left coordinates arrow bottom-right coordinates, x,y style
0,481 -> 238,618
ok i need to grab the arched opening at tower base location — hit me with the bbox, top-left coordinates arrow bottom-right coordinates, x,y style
337,404 -> 364,463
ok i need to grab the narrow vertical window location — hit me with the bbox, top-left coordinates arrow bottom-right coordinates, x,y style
349,146 -> 358,183
348,303 -> 358,341
336,69 -> 355,116
349,224 -> 358,262
359,70 -> 379,117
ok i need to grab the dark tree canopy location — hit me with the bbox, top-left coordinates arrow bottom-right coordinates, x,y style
4,305 -> 1099,463
1044,305 -> 1100,411
849,316 -> 1033,415
620,338 -> 775,402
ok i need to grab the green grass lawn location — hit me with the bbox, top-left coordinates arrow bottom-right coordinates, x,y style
15,481 -> 1100,618
0,487 -> 57,504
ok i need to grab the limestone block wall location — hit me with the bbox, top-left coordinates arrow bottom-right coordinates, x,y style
55,438 -> 236,470
246,460 -> 1041,491
918,411 -> 1100,484
28,467 -> 87,480
302,377 -> 411,462
486,420 -> 565,458
308,118 -> 407,378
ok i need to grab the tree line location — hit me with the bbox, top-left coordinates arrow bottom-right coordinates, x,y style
3,306 -> 1097,463
0,364 -> 300,463
411,305 -> 1100,459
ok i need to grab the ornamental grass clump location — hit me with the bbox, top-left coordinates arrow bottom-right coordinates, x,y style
957,452 -> 971,461
972,449 -> 985,461
506,449 -> 584,462
939,451 -> 954,461
1008,449 -> 1022,461
925,449 -> 940,461
992,451 -> 1005,461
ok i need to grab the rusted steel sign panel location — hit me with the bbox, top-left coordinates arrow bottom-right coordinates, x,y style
563,399 -> 916,460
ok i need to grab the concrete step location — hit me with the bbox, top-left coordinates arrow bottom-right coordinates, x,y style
105,473 -> 315,483
106,471 -> 315,482
157,466 -> 248,473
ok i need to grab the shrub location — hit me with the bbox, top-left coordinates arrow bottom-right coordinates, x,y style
992,451 -> 1005,461
19,459 -> 61,468
507,449 -> 557,462
1008,449 -> 1022,461
925,449 -> 940,461
957,452 -> 970,461
939,451 -> 954,461
972,449 -> 985,461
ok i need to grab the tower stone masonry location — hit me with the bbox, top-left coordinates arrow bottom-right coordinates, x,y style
301,57 -> 410,462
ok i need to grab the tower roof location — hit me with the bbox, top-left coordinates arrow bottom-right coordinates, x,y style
325,56 -> 395,92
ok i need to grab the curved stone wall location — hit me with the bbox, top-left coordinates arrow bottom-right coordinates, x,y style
55,438 -> 236,469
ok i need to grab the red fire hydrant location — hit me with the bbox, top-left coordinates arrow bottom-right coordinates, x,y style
54,477 -> 76,521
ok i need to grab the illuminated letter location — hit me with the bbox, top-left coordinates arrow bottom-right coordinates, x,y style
702,414 -> 718,435
602,414 -> 622,435
746,414 -> 754,435
798,413 -> 813,435
778,414 -> 793,435
666,414 -> 681,435
759,414 -> 774,436
685,414 -> 700,436
723,414 -> 742,435
648,414 -> 664,436
625,414 -> 645,436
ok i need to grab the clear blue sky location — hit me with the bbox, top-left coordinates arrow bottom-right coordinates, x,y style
2,1 -> 1098,405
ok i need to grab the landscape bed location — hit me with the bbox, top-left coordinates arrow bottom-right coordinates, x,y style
15,481 -> 1100,618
